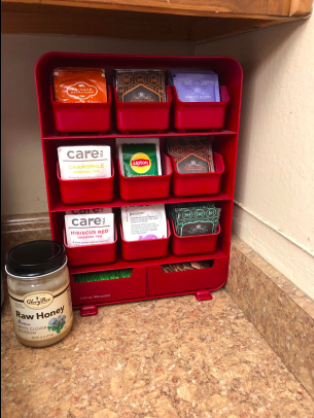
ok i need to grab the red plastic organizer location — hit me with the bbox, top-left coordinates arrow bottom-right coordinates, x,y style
118,154 -> 172,201
148,259 -> 228,297
114,86 -> 172,132
35,53 -> 243,316
170,152 -> 225,197
170,218 -> 221,256
57,160 -> 115,204
70,267 -> 147,307
172,86 -> 230,131
51,86 -> 112,133
64,224 -> 118,267
120,220 -> 171,261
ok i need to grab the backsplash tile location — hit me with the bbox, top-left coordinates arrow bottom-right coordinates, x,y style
228,235 -> 314,398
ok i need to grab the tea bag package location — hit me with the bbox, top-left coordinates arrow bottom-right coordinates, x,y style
53,68 -> 107,103
65,213 -> 114,247
168,137 -> 215,174
116,138 -> 162,177
170,202 -> 221,237
58,146 -> 111,180
121,205 -> 167,242
115,69 -> 166,103
66,208 -> 112,215
170,202 -> 215,221
169,70 -> 220,103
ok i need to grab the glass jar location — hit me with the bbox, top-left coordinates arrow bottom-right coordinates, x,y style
5,240 -> 73,348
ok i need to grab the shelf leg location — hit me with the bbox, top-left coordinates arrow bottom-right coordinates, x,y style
80,305 -> 98,317
195,290 -> 213,301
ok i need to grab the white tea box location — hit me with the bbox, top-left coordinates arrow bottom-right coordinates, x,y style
66,208 -> 112,215
65,213 -> 114,247
58,146 -> 111,180
121,205 -> 167,242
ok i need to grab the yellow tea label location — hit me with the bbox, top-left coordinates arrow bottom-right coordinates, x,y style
130,153 -> 152,174
122,144 -> 158,177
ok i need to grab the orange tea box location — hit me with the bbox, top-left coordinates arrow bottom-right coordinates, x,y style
53,68 -> 107,103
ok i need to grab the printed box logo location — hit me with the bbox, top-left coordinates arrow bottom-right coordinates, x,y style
131,153 -> 151,174
67,82 -> 98,101
24,292 -> 54,310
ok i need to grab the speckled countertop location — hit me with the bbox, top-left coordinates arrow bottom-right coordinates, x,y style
2,290 -> 314,418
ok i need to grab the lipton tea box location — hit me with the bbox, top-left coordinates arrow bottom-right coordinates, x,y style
114,70 -> 166,103
53,68 -> 107,103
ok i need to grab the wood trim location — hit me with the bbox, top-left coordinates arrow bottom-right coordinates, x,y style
289,0 -> 313,15
1,0 -> 313,19
1,2 -> 296,43
268,0 -> 291,15
1,0 -> 312,42
1,3 -> 193,41
190,17 -> 289,43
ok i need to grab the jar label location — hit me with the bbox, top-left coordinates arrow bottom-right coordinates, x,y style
9,284 -> 73,343
24,292 -> 54,310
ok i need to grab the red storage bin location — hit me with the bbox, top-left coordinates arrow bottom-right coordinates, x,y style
170,218 -> 221,256
172,86 -> 230,131
170,152 -> 224,197
148,258 -> 228,296
114,86 -> 172,132
64,225 -> 117,267
57,160 -> 114,204
70,267 -> 147,307
51,86 -> 112,133
120,220 -> 170,261
118,154 -> 172,201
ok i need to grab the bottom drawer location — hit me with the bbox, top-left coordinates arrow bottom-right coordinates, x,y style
70,267 -> 147,307
148,258 -> 228,297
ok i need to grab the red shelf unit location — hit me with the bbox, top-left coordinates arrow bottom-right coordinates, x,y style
35,53 -> 243,315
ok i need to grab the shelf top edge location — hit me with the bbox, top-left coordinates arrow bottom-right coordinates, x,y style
43,130 -> 238,141
50,194 -> 232,212
69,251 -> 229,274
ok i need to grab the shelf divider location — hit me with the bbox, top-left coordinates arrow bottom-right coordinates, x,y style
69,248 -> 228,275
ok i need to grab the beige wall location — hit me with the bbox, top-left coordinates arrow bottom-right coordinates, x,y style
1,34 -> 193,215
196,19 -> 314,299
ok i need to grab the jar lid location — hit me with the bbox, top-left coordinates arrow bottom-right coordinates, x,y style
5,241 -> 67,278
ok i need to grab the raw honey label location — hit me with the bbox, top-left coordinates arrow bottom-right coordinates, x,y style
9,284 -> 73,343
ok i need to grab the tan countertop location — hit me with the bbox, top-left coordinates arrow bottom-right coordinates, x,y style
2,290 -> 314,418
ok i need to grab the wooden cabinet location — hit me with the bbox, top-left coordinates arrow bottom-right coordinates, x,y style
2,0 -> 313,42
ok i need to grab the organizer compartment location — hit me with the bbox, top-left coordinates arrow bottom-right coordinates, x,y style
114,86 -> 172,132
70,267 -> 147,307
51,86 -> 112,133
57,160 -> 114,204
148,258 -> 228,296
64,224 -> 117,267
118,154 -> 172,201
170,218 -> 221,256
120,220 -> 171,261
170,152 -> 225,197
172,86 -> 229,131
